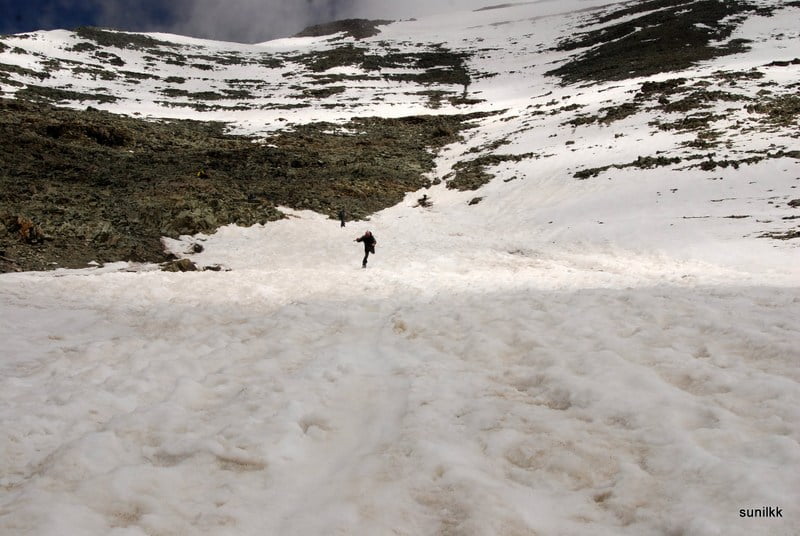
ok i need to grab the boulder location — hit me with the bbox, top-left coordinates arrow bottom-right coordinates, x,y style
4,215 -> 45,244
162,258 -> 198,272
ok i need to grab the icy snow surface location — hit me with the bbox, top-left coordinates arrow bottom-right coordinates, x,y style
1,0 -> 800,534
2,205 -> 798,536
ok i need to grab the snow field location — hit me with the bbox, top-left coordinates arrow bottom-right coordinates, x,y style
1,252 -> 798,534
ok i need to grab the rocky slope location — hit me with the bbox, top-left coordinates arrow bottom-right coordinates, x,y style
0,97 -> 486,270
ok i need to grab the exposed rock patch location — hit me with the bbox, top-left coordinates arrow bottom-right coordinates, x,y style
290,43 -> 473,87
547,0 -> 774,85
295,19 -> 392,40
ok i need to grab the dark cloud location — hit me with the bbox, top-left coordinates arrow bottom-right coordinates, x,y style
0,0 -> 178,35
1,0 -> 500,42
0,0 -> 100,34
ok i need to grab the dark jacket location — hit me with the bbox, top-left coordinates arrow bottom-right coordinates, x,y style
356,232 -> 376,252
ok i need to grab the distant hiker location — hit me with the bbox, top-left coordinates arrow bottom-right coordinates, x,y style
354,230 -> 377,268
338,208 -> 346,227
417,194 -> 431,208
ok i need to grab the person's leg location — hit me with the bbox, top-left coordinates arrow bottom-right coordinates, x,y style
362,249 -> 369,267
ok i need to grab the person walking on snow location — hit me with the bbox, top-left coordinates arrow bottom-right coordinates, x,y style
338,208 -> 347,227
355,230 -> 377,268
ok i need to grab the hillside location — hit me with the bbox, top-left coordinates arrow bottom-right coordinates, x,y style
1,1 -> 799,535
1,0 -> 797,271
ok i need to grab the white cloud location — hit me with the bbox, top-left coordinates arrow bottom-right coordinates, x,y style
95,0 -> 510,42
165,0 -> 355,43
352,0 -> 500,20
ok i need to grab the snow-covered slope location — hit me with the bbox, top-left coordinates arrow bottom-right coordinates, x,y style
1,1 -> 799,534
0,1 -> 622,129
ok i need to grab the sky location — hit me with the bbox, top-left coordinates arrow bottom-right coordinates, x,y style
0,0 -> 498,42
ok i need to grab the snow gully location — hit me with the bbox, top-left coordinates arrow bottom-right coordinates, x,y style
739,506 -> 783,518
